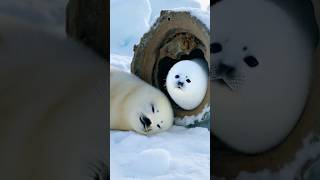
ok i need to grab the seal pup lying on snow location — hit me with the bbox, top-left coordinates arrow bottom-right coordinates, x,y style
110,68 -> 174,135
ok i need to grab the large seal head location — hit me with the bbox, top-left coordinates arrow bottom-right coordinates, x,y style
110,68 -> 174,135
166,59 -> 208,110
212,0 -> 318,153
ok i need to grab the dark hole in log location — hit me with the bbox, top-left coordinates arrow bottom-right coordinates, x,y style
157,49 -> 207,110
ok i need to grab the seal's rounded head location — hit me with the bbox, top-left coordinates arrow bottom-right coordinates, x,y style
125,84 -> 174,135
166,60 -> 208,110
211,0 -> 316,153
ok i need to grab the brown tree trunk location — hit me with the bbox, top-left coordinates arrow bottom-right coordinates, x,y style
66,0 -> 108,59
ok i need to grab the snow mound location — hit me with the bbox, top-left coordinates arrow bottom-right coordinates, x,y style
131,149 -> 171,176
110,126 -> 210,180
110,54 -> 132,73
110,0 -> 152,56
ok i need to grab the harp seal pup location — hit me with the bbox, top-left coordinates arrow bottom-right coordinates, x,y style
110,68 -> 174,135
166,59 -> 208,110
212,0 -> 318,153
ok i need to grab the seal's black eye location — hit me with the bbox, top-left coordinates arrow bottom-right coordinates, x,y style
243,46 -> 248,51
175,75 -> 179,78
244,56 -> 259,67
186,79 -> 191,83
211,43 -> 223,53
151,104 -> 155,113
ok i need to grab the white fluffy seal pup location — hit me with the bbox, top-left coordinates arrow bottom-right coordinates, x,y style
110,68 -> 174,135
212,0 -> 318,153
166,58 -> 208,110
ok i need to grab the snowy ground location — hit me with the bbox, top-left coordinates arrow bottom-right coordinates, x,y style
110,127 -> 210,180
110,0 -> 210,179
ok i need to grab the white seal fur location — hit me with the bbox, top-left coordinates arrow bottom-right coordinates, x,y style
166,59 -> 208,110
212,0 -> 317,153
110,68 -> 174,135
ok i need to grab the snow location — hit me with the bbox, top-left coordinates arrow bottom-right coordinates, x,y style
188,8 -> 210,30
174,105 -> 210,127
110,0 -> 152,56
110,54 -> 132,73
110,1 -> 210,179
110,127 -> 210,180
131,149 -> 171,176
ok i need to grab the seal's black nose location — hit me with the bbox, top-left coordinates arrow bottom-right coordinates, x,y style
140,116 -> 151,127
177,81 -> 184,87
217,63 -> 235,76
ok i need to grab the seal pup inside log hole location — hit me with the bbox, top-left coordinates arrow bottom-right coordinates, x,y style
110,68 -> 174,135
166,58 -> 208,110
212,0 -> 318,153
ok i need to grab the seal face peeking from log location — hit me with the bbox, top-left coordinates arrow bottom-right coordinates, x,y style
110,68 -> 174,135
166,58 -> 208,110
212,0 -> 317,153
